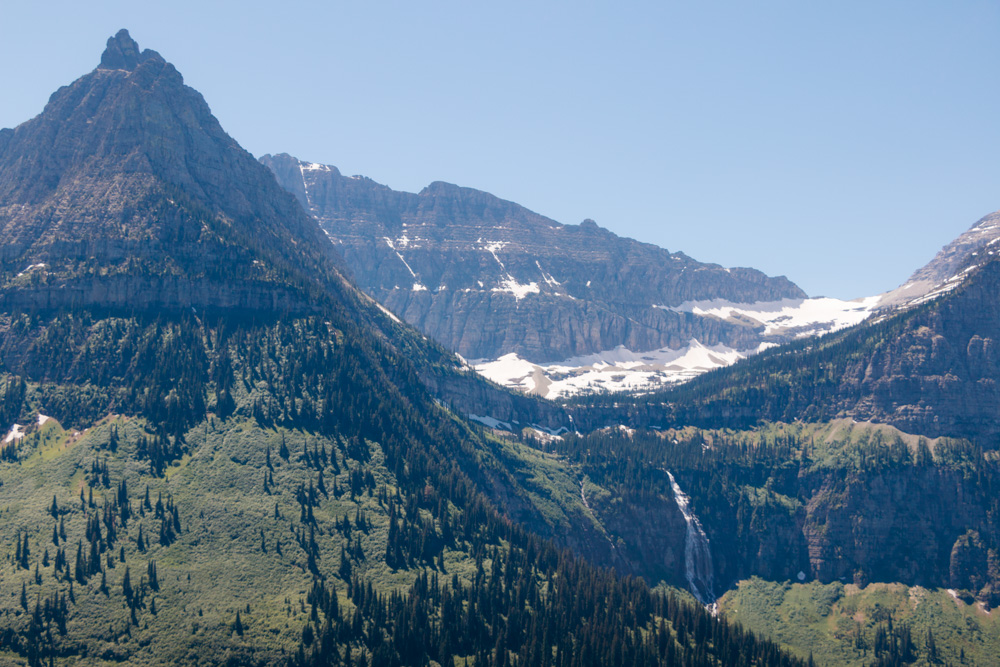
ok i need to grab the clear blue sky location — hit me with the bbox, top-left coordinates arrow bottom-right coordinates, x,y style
2,1 -> 998,298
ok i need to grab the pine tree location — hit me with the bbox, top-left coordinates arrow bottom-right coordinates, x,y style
148,560 -> 159,591
122,566 -> 133,605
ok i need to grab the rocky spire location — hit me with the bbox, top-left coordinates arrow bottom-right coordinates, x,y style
98,29 -> 162,71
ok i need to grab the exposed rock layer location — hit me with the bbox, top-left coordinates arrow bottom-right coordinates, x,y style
261,153 -> 806,362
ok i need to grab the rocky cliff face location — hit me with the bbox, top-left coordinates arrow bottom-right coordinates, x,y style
562,426 -> 1000,604
261,153 -> 807,363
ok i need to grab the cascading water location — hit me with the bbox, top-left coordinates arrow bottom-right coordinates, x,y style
666,471 -> 716,607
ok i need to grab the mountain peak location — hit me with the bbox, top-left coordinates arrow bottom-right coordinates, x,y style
98,29 -> 162,71
0,29 -> 352,315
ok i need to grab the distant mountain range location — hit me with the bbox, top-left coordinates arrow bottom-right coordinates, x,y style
262,153 -> 891,397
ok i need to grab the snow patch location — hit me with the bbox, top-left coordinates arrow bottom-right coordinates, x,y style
376,303 -> 402,324
383,237 -> 420,281
660,296 -> 880,338
471,294 -> 879,399
479,241 -> 540,301
492,278 -> 539,301
472,339 -> 770,399
535,260 -> 561,286
467,414 -> 512,431
37,414 -> 51,426
16,263 -> 46,278
3,423 -> 25,444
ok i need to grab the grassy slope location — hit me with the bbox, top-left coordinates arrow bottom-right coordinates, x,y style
721,578 -> 1000,666
0,402 -> 630,666
0,413 -> 455,665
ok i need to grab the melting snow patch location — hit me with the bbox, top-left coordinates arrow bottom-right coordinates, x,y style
535,260 -> 561,286
3,424 -> 25,444
376,303 -> 402,324
526,427 -> 563,443
478,242 -> 540,301
467,414 -> 512,431
473,339 -> 759,399
660,296 -> 880,338
16,263 -> 47,278
492,278 -> 540,301
471,295 -> 883,399
384,237 -> 420,280
37,414 -> 51,426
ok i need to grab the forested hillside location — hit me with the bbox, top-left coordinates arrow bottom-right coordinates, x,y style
570,254 -> 1000,445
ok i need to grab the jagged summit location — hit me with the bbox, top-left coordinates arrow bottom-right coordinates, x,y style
0,31 -> 353,314
98,29 -> 162,71
879,209 -> 1000,308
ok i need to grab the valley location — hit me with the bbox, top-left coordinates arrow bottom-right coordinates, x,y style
0,25 -> 998,667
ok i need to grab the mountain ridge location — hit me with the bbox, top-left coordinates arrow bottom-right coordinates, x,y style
262,153 -> 894,398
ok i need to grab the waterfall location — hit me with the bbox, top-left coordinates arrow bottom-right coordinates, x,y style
666,471 -> 716,606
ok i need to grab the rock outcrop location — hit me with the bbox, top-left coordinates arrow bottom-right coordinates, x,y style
880,209 -> 1000,307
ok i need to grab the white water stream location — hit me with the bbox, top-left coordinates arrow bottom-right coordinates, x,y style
666,471 -> 716,606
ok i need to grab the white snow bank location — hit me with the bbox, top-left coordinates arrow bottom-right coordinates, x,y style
376,303 -> 402,324
471,294 -> 884,399
467,414 -> 512,430
16,263 -> 46,278
473,339 -> 773,400
492,278 -> 540,301
660,296 -> 880,338
3,423 -> 25,444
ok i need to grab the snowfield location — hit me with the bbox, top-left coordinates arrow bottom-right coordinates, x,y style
659,295 -> 881,337
474,340 -> 772,400
3,423 -> 25,444
473,295 -> 881,399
